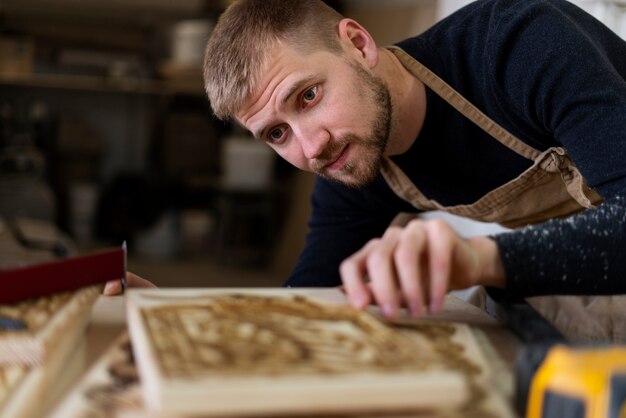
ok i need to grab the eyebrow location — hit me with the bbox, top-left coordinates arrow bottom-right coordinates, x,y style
255,75 -> 317,140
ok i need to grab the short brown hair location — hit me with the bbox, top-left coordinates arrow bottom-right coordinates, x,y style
204,0 -> 344,120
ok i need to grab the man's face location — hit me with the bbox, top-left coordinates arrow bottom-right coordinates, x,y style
235,42 -> 391,188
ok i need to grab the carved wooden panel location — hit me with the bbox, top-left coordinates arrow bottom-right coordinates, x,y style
0,286 -> 100,366
125,288 -> 510,417
0,287 -> 100,417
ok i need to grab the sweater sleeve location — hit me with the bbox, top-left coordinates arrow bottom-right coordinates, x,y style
493,193 -> 626,296
489,1 -> 626,295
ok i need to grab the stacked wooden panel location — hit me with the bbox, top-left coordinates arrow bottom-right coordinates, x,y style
0,286 -> 100,418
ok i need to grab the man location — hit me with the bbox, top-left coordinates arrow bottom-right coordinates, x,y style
203,0 -> 626,338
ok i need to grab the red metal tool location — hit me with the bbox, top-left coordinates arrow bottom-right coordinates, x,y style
0,245 -> 126,304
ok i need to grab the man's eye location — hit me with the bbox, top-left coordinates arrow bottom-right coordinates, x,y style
302,86 -> 317,104
268,127 -> 285,142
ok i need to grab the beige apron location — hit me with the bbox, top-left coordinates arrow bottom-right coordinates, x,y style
384,46 -> 624,342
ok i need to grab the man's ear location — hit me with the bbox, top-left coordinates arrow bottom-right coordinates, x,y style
337,19 -> 379,68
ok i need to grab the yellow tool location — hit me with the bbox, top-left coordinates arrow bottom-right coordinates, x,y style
525,344 -> 626,418
495,299 -> 626,418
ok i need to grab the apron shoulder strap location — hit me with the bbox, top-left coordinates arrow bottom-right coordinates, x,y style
387,46 -> 540,161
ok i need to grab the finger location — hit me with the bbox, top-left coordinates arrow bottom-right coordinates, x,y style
394,221 -> 427,317
366,228 -> 403,319
340,242 -> 376,309
102,279 -> 123,296
424,220 -> 454,314
126,272 -> 158,288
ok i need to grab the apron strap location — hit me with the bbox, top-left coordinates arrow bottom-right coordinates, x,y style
388,46 -> 541,161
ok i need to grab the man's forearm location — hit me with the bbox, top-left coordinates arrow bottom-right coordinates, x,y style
492,194 -> 626,296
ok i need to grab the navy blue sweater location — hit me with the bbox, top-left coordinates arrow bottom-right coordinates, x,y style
285,0 -> 626,296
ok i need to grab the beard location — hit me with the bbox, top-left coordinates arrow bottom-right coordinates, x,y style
313,60 -> 392,188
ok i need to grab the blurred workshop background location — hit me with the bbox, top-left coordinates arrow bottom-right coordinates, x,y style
0,0 -> 624,288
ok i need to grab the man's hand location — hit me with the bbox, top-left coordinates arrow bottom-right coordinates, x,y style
339,218 -> 505,319
102,271 -> 157,296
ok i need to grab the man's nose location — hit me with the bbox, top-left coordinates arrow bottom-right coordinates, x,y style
294,122 -> 330,159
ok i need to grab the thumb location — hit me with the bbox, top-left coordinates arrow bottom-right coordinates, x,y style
102,271 -> 157,296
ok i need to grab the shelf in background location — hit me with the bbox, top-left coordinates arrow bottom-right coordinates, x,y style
0,72 -> 205,96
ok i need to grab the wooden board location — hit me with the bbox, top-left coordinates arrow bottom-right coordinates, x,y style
0,287 -> 100,418
0,338 -> 86,418
0,286 -> 100,366
126,288 -> 492,417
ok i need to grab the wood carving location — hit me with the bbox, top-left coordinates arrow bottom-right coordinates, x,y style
0,287 -> 100,418
0,293 -> 74,335
0,286 -> 100,366
126,289 -> 515,416
142,294 -> 442,378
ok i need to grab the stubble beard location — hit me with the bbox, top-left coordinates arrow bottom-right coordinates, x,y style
314,62 -> 392,189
